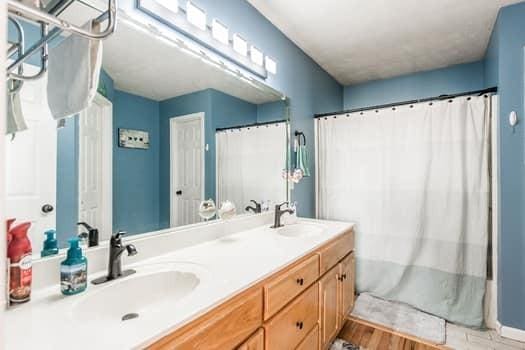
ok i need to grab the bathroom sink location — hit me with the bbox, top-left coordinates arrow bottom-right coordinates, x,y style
275,223 -> 324,238
73,265 -> 201,323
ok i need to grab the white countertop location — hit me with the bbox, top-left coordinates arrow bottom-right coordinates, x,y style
5,218 -> 353,350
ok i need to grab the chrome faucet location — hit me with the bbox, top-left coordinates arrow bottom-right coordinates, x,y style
245,200 -> 262,214
92,230 -> 137,285
271,202 -> 295,228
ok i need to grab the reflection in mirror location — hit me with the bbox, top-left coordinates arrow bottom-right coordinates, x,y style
5,17 -> 289,255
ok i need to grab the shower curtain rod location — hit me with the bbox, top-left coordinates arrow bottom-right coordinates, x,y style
314,87 -> 497,118
216,119 -> 286,132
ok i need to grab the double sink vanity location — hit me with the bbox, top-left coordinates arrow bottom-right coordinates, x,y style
5,213 -> 354,349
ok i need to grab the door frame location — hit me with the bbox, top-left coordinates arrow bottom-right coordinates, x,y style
170,112 -> 205,227
78,93 -> 113,241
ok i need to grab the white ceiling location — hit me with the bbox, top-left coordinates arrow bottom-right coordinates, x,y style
60,3 -> 282,104
248,0 -> 521,85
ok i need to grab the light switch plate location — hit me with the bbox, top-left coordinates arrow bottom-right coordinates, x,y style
119,128 -> 150,149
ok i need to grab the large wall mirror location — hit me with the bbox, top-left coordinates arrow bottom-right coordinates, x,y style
6,16 -> 290,255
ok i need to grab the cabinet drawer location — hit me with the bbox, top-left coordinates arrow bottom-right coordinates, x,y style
296,323 -> 319,350
319,230 -> 354,274
264,283 -> 319,350
264,254 -> 320,319
149,288 -> 263,350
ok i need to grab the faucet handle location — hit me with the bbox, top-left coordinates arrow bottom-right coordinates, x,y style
113,230 -> 127,240
250,199 -> 260,206
77,222 -> 94,231
276,201 -> 289,210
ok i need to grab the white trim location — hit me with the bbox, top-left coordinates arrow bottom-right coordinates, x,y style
1,0 -> 7,339
78,93 -> 113,241
314,118 -> 319,219
500,325 -> 525,342
215,131 -> 219,204
170,112 -> 205,227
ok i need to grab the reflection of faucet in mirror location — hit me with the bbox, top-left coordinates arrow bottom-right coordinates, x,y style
92,230 -> 137,285
271,202 -> 295,229
245,200 -> 262,214
77,222 -> 99,247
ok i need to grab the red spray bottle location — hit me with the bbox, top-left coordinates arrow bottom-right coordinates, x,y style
7,222 -> 32,304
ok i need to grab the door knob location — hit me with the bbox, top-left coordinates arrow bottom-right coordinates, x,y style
176,190 -> 182,196
41,204 -> 54,213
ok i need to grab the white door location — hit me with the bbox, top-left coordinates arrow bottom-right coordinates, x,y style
6,66 -> 57,255
170,113 -> 204,227
78,94 -> 112,241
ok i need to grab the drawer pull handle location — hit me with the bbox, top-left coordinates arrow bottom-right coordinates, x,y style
296,321 -> 304,330
296,278 -> 304,286
342,273 -> 347,280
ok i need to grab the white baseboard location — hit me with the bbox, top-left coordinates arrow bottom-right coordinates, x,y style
500,324 -> 525,342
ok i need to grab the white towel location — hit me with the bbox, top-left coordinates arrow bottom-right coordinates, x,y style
47,20 -> 103,120
6,88 -> 27,135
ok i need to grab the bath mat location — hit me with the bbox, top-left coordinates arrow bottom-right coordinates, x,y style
331,338 -> 360,350
350,293 -> 446,344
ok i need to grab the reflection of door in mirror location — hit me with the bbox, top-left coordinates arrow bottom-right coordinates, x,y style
170,113 -> 205,227
6,66 -> 56,255
78,94 -> 113,243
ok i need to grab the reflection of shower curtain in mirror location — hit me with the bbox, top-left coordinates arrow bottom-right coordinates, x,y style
216,122 -> 287,211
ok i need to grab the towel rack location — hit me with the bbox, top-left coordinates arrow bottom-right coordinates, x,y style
6,0 -> 117,81
294,130 -> 306,146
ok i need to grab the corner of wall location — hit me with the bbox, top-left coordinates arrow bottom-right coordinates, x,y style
1,1 -> 7,347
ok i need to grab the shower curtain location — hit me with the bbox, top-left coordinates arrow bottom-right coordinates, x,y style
216,122 -> 287,211
316,95 -> 490,327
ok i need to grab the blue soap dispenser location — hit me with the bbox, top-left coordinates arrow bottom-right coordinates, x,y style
60,238 -> 88,295
41,229 -> 59,257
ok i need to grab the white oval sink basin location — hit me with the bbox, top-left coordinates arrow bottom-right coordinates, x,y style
276,223 -> 324,237
73,267 -> 200,323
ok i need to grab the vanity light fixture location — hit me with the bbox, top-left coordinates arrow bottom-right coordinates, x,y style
156,0 -> 178,13
233,34 -> 248,56
137,0 -> 272,79
186,1 -> 206,31
211,19 -> 229,45
265,56 -> 277,74
250,45 -> 263,66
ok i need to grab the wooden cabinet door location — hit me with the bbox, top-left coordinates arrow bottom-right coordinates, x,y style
237,328 -> 264,350
319,265 -> 340,348
340,254 -> 355,323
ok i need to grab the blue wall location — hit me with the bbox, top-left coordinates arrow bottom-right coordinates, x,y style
484,1 -> 525,330
343,61 -> 486,109
257,100 -> 286,123
113,90 -> 161,235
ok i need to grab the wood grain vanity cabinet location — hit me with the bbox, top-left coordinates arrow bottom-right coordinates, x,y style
149,228 -> 354,350
237,329 -> 265,350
